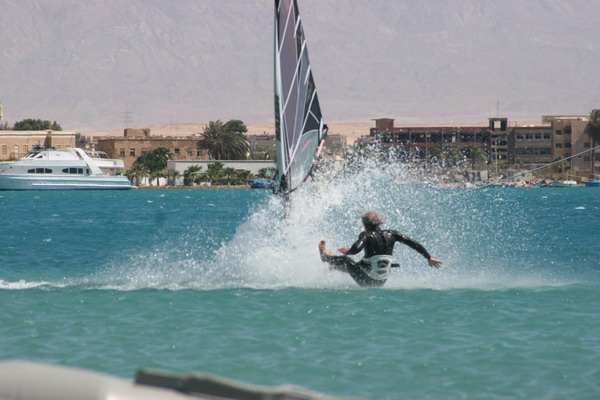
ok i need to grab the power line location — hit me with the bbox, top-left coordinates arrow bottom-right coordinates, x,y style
122,109 -> 133,127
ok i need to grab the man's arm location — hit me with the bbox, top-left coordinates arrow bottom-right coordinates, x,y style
393,231 -> 443,269
338,232 -> 366,255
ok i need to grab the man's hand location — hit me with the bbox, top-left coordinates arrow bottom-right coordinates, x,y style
428,257 -> 443,269
337,247 -> 350,255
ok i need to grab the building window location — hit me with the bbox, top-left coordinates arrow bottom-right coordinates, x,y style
1,145 -> 7,155
120,149 -> 125,157
584,142 -> 590,148
129,148 -> 136,157
565,142 -> 572,148
174,148 -> 180,156
543,134 -> 551,139
555,143 -> 562,148
555,130 -> 562,135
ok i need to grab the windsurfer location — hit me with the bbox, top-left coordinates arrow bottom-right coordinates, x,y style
319,211 -> 442,287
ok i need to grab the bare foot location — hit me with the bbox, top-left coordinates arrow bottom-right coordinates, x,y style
319,240 -> 333,261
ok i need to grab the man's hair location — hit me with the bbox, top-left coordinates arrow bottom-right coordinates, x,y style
361,211 -> 384,229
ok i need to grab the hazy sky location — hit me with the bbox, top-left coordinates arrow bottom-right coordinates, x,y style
1,0 -> 599,131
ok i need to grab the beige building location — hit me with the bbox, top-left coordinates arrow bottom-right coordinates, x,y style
364,115 -> 600,180
248,133 -> 347,160
0,130 -> 78,160
566,119 -> 597,178
96,128 -> 209,170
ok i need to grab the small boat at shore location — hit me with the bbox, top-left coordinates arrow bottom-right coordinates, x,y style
584,179 -> 600,187
541,180 -> 583,187
247,179 -> 274,189
0,147 -> 131,190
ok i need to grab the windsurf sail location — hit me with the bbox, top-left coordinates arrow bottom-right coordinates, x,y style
274,0 -> 327,197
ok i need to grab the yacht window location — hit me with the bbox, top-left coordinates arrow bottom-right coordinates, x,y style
28,169 -> 35,173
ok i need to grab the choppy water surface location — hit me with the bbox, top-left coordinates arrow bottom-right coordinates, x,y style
1,165 -> 599,399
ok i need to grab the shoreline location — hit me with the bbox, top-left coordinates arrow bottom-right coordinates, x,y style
134,185 -> 253,190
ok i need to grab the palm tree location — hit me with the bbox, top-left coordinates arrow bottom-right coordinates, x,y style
223,167 -> 237,185
126,164 -> 148,186
206,162 -> 225,185
167,169 -> 181,186
150,171 -> 164,186
198,120 -> 250,160
183,165 -> 202,186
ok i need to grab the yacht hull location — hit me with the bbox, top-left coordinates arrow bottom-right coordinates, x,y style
0,174 -> 132,190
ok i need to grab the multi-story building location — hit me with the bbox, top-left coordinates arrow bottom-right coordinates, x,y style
96,128 -> 209,170
0,130 -> 78,160
510,126 -> 553,168
363,118 -> 506,164
362,115 -> 597,179
248,133 -> 347,160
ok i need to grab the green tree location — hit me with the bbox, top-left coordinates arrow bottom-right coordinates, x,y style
132,147 -> 173,180
469,147 -> 487,169
166,169 -> 181,186
206,161 -> 226,185
13,119 -> 62,131
198,120 -> 250,160
234,169 -> 253,185
223,119 -> 248,134
183,165 -> 203,186
444,146 -> 463,167
150,170 -> 164,186
257,167 -> 276,179
125,164 -> 148,186
223,167 -> 237,185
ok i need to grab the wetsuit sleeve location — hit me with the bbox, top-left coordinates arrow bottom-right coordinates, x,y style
346,232 -> 367,255
392,231 -> 431,259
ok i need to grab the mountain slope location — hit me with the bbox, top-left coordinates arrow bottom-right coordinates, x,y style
0,0 -> 598,131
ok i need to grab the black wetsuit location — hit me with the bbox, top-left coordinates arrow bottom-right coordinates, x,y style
324,228 -> 431,287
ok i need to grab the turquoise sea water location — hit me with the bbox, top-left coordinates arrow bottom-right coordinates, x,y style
1,170 -> 599,399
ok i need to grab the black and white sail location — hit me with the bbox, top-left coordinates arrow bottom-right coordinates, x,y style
274,0 -> 326,196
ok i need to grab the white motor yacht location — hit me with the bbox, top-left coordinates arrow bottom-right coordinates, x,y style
0,147 -> 132,190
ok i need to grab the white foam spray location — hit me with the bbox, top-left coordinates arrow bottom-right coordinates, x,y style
47,152 -> 574,291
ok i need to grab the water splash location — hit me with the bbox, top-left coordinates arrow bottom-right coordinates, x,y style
7,156 -> 582,291
88,154 -> 578,291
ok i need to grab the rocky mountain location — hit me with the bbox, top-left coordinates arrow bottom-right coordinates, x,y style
1,0 -> 598,131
